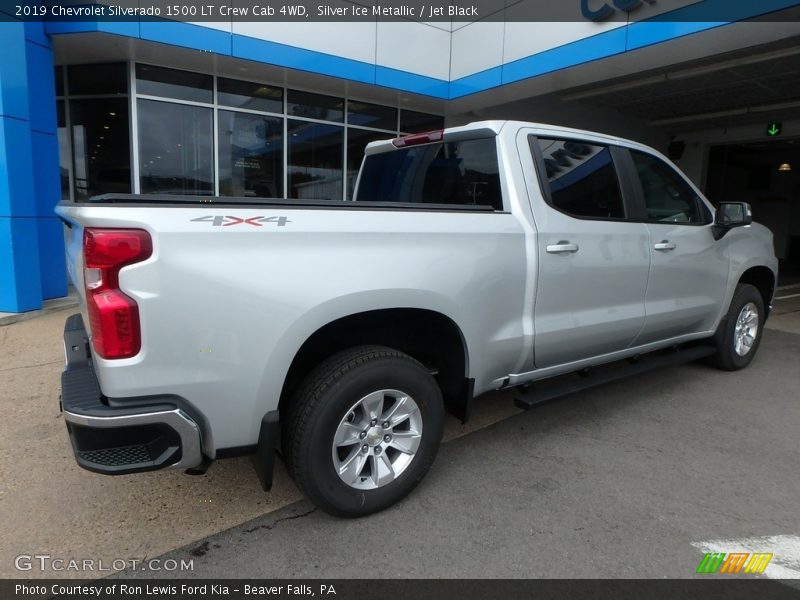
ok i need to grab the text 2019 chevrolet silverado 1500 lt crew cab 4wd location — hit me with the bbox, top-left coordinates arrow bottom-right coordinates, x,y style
57,121 -> 777,517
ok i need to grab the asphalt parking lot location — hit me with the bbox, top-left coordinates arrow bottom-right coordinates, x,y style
1,292 -> 799,580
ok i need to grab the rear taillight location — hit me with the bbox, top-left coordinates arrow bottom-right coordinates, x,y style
391,129 -> 444,148
83,228 -> 152,359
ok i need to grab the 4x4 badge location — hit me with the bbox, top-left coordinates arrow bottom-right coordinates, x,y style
191,215 -> 291,227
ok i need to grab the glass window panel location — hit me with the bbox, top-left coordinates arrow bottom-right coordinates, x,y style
536,138 -> 625,219
631,150 -> 704,224
288,119 -> 343,200
138,99 -> 213,196
218,111 -> 283,198
69,98 -> 131,200
217,77 -> 283,114
356,137 -> 502,210
346,128 -> 393,200
400,110 -> 444,134
136,64 -> 212,104
287,90 -> 344,122
55,66 -> 64,97
57,101 -> 70,200
347,101 -> 397,131
67,63 -> 127,96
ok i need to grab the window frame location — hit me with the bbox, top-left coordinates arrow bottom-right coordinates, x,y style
620,148 -> 714,227
58,59 -> 444,202
528,135 -> 639,223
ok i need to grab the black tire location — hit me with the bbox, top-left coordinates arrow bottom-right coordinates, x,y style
709,283 -> 765,371
282,345 -> 444,517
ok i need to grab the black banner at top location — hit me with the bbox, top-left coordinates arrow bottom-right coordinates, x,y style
2,0 -> 800,23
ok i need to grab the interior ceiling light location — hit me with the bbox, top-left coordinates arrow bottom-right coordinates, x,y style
778,162 -> 792,172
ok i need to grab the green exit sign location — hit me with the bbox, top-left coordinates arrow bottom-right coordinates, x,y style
767,122 -> 782,137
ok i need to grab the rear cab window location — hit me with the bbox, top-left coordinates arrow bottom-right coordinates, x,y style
354,137 -> 503,210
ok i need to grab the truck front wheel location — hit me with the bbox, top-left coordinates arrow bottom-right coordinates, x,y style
710,283 -> 765,371
283,346 -> 444,517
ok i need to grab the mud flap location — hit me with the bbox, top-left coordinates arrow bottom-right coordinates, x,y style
252,410 -> 280,491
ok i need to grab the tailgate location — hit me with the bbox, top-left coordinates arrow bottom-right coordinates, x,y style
57,206 -> 86,306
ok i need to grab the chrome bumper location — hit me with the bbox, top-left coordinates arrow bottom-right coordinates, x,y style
60,313 -> 204,474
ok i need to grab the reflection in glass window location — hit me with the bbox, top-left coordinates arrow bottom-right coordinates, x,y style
356,137 -> 502,210
346,128 -> 392,199
68,63 -> 127,96
136,64 -> 212,104
69,98 -> 130,200
138,99 -> 213,195
348,101 -> 397,131
631,150 -> 704,224
536,138 -> 625,219
57,101 -> 70,199
288,120 -> 343,200
217,78 -> 283,114
218,111 -> 283,198
400,110 -> 444,134
287,90 -> 344,122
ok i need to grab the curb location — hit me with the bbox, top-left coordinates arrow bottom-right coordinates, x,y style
0,289 -> 79,327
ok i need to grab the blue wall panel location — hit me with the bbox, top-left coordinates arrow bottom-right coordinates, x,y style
450,66 -> 503,100
502,27 -> 628,87
0,217 -> 43,312
374,65 -> 449,99
29,130 -> 61,219
36,217 -> 67,300
0,115 -> 36,218
0,23 -> 31,121
45,20 -> 140,38
24,20 -> 50,48
25,39 -> 57,135
0,22 -> 65,312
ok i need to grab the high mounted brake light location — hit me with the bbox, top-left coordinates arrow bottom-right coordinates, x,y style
391,129 -> 444,148
83,228 -> 152,359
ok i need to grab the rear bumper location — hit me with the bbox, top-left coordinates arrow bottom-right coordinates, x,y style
60,314 -> 204,474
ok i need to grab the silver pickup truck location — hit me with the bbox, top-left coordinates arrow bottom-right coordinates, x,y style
57,121 -> 777,517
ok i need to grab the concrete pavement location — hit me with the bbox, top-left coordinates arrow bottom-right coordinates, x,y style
122,322 -> 800,579
0,308 -> 519,579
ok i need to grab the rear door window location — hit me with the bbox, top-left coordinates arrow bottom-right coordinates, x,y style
535,137 -> 626,219
355,137 -> 503,210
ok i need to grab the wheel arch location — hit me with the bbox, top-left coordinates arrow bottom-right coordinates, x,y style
278,307 -> 473,422
738,265 -> 776,316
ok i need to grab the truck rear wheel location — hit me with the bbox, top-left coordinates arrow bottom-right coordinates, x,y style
283,345 -> 444,517
709,283 -> 765,371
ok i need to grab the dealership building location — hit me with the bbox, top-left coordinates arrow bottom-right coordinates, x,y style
2,0 -> 800,312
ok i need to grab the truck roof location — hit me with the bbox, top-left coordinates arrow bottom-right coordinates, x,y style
365,120 -> 656,157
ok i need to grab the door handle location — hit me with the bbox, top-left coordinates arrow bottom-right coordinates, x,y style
546,241 -> 579,254
654,240 -> 677,251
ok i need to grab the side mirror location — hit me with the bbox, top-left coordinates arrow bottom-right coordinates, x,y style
713,202 -> 752,240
